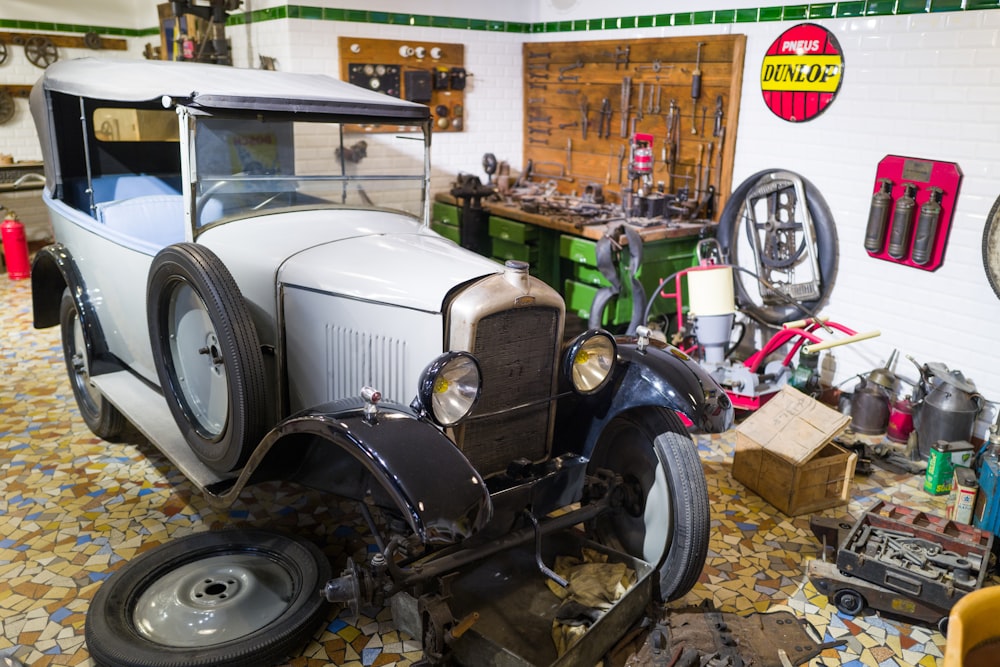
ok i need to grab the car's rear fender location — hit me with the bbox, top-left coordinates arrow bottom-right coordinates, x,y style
568,336 -> 734,458
30,243 -> 121,376
204,399 -> 493,545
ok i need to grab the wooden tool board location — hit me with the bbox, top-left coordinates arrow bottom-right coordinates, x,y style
523,35 -> 745,220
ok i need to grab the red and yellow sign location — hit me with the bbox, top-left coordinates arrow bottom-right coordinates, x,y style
761,23 -> 844,122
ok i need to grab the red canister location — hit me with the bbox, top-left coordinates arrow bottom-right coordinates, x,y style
887,395 -> 915,443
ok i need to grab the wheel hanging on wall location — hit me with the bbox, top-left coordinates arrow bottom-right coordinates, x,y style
981,194 -> 1000,300
0,89 -> 15,125
24,36 -> 58,68
715,169 -> 839,326
84,528 -> 332,667
83,31 -> 103,50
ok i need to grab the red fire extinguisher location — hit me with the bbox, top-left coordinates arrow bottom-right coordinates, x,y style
1,209 -> 31,280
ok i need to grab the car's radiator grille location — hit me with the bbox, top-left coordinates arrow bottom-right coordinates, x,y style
459,306 -> 559,476
327,326 -> 408,403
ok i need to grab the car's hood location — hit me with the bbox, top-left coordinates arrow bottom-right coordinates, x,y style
199,208 -> 501,314
279,232 -> 501,312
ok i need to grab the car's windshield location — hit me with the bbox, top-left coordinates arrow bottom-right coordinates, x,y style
192,115 -> 428,227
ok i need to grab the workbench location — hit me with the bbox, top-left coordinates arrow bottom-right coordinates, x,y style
433,192 -> 707,330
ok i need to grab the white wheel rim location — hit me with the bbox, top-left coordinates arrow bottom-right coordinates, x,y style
168,283 -> 229,437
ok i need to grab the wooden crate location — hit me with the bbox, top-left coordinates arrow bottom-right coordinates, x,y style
732,386 -> 856,516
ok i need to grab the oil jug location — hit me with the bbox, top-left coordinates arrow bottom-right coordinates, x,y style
850,375 -> 890,435
911,360 -> 982,460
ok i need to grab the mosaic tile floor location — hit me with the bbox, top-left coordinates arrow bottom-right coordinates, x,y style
0,271 -> 958,666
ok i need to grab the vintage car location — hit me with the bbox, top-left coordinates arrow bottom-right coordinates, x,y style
30,58 -> 733,667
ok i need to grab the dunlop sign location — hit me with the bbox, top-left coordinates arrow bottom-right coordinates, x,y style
761,23 -> 844,122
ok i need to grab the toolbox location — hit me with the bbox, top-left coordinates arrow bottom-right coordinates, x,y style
810,500 -> 994,627
838,501 -> 992,598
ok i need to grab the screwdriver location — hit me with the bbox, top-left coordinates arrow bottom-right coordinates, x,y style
690,42 -> 704,134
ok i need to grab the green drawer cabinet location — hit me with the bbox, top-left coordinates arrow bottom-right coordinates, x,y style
489,216 -> 538,244
491,237 -> 538,265
431,221 -> 461,244
432,197 -> 698,331
432,201 -> 460,227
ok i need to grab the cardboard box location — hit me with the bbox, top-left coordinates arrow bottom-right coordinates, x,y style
732,386 -> 856,516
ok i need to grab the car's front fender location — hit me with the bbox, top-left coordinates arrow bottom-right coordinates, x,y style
204,400 -> 492,545
568,336 -> 733,457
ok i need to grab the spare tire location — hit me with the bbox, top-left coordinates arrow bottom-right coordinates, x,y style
147,243 -> 268,472
716,169 -> 838,326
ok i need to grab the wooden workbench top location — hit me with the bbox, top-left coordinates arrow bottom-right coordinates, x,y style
435,192 -> 708,244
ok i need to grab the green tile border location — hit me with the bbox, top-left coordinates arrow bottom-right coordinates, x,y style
3,1 -> 995,40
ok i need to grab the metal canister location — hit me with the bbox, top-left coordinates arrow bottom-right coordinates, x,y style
947,466 -> 979,524
887,182 -> 917,259
911,186 -> 943,265
924,440 -> 975,496
886,395 -> 915,443
864,178 -> 893,253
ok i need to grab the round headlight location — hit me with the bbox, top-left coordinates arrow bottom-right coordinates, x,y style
417,352 -> 482,426
565,330 -> 617,394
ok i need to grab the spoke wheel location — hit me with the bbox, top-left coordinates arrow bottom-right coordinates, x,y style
24,36 -> 58,68
85,529 -> 332,667
147,243 -> 268,472
716,169 -> 839,325
587,408 -> 709,601
59,289 -> 124,438
981,195 -> 1000,300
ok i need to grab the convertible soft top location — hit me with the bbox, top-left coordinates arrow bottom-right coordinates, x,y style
33,57 -> 430,118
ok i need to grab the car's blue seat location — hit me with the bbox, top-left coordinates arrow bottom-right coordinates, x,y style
95,195 -> 186,247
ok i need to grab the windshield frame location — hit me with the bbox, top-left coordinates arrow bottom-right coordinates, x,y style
179,106 -> 433,237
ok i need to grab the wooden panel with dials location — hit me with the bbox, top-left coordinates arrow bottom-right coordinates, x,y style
338,37 -> 466,132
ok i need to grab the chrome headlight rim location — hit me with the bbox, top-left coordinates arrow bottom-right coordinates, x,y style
564,329 -> 617,395
416,351 -> 482,427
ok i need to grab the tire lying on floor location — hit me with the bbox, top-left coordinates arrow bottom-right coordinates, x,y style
85,528 -> 332,667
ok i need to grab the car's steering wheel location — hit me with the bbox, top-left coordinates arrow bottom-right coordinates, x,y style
195,179 -> 230,224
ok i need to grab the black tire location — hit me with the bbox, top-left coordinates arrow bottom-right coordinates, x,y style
85,528 -> 331,667
147,243 -> 267,472
833,588 -> 866,616
59,288 -> 124,439
587,408 -> 710,602
716,169 -> 839,325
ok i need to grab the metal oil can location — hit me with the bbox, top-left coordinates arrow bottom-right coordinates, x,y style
924,439 -> 974,496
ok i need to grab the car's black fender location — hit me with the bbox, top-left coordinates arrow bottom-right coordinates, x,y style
560,335 -> 733,458
203,398 -> 492,546
30,243 -> 120,376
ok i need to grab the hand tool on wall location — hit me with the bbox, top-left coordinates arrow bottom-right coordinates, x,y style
637,82 -> 645,121
528,113 -> 551,123
620,77 -> 632,138
713,125 -> 725,195
527,51 -> 550,59
559,59 -> 583,82
665,99 -> 680,191
694,143 -> 704,195
713,94 -> 724,137
614,45 -> 630,70
617,144 -> 626,184
653,84 -> 662,114
690,41 -> 704,134
559,121 -> 579,130
606,147 -> 614,184
580,96 -> 590,140
598,98 -> 611,139
566,138 -> 573,174
529,126 -> 551,135
702,142 -> 713,198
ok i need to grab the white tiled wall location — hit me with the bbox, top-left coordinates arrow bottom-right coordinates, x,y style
4,3 -> 1000,430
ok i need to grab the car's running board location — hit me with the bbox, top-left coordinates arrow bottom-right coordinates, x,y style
90,371 -> 232,491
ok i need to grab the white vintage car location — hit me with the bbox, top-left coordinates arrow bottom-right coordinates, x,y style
30,58 -> 732,667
